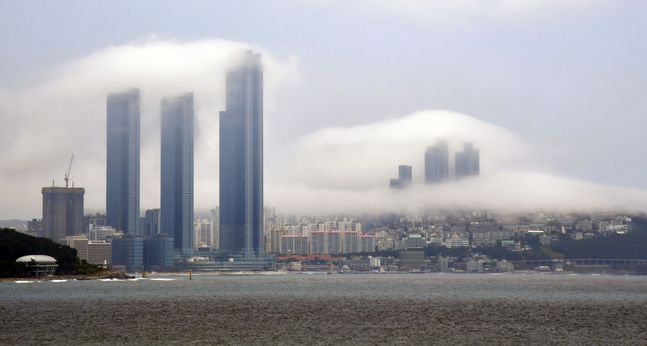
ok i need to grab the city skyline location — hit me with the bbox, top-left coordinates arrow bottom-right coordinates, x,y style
2,3 -> 646,345
2,2 -> 647,218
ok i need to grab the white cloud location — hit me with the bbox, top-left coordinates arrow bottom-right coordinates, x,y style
1,38 -> 645,219
0,38 -> 298,218
265,110 -> 647,215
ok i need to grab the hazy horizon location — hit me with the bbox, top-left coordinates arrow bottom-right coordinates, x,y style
2,1 -> 647,218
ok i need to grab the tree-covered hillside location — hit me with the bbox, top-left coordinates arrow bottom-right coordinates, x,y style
0,228 -> 80,277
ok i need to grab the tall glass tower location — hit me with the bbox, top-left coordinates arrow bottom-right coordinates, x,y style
455,142 -> 480,178
398,165 -> 413,187
425,140 -> 449,183
219,51 -> 264,257
160,93 -> 194,255
106,89 -> 140,234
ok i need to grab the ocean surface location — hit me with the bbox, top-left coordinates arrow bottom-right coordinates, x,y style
1,273 -> 646,345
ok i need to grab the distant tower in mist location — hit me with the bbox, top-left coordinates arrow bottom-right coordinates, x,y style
425,140 -> 449,183
106,88 -> 140,234
390,165 -> 412,189
455,142 -> 480,178
219,51 -> 264,257
399,165 -> 412,187
160,93 -> 194,255
42,186 -> 84,242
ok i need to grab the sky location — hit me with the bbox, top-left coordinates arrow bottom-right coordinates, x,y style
1,0 -> 646,218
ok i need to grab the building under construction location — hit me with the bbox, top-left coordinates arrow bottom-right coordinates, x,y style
41,155 -> 85,242
42,186 -> 85,242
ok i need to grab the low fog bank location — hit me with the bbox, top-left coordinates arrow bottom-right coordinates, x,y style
267,171 -> 647,216
1,39 -> 645,218
0,38 -> 297,218
265,111 -> 647,215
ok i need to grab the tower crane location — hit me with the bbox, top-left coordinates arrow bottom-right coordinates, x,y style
64,154 -> 74,188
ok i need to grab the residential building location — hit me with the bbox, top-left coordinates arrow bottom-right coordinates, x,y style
280,235 -> 308,255
343,231 -> 359,254
402,234 -> 426,249
194,219 -> 212,248
310,231 -> 327,255
359,234 -> 376,253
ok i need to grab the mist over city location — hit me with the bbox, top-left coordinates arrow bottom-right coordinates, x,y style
1,37 -> 646,218
1,1 -> 647,345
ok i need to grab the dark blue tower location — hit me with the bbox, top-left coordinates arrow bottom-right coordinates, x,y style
219,51 -> 264,257
106,89 -> 140,234
160,93 -> 194,255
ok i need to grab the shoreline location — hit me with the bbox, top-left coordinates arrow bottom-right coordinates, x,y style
2,270 -> 646,282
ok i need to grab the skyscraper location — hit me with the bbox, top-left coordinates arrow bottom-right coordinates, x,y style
390,165 -> 412,189
399,165 -> 413,187
455,142 -> 480,178
425,140 -> 449,183
42,186 -> 84,242
143,209 -> 160,238
160,93 -> 194,255
106,89 -> 140,235
219,51 -> 264,256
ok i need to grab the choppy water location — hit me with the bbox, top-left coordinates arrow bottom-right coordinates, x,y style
2,274 -> 647,345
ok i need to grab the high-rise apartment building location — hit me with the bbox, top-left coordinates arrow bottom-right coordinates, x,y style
425,140 -> 449,183
160,93 -> 194,255
106,89 -> 140,234
455,142 -> 480,178
219,51 -> 264,256
280,235 -> 308,255
194,219 -> 213,248
42,186 -> 84,242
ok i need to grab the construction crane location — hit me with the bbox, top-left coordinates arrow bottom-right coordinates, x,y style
64,154 -> 74,188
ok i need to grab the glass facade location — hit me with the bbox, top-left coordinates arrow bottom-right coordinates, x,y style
425,140 -> 449,183
219,51 -> 264,257
111,237 -> 144,272
143,236 -> 175,270
106,89 -> 140,234
160,93 -> 194,255
455,142 -> 480,178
